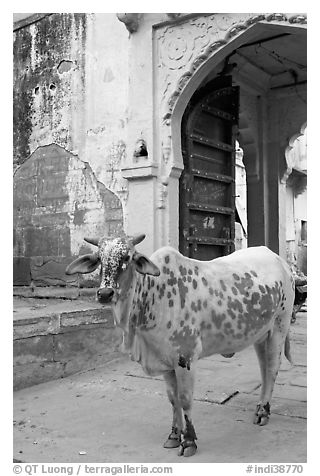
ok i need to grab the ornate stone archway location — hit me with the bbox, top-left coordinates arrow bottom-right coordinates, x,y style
152,13 -> 307,252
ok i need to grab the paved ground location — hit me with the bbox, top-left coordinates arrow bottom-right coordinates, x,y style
13,311 -> 307,463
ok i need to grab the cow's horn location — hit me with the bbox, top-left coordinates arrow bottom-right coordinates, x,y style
131,233 -> 146,246
84,237 -> 99,247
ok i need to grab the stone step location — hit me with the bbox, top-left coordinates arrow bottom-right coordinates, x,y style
13,296 -> 123,390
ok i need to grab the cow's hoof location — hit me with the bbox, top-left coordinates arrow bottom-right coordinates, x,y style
253,403 -> 270,426
163,437 -> 181,448
178,440 -> 197,457
163,430 -> 181,448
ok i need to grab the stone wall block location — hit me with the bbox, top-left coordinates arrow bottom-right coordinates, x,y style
13,335 -> 54,365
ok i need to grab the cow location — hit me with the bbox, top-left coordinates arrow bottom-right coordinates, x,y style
66,233 -> 295,457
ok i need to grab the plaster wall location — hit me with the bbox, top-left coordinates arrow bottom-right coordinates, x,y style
13,13 -> 128,286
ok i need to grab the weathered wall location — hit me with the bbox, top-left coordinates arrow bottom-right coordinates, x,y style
13,144 -> 124,286
13,13 -> 129,286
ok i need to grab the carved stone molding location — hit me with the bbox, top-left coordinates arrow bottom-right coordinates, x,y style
157,177 -> 169,209
116,13 -> 142,33
155,13 -> 307,126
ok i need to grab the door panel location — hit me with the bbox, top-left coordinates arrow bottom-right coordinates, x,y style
179,75 -> 239,260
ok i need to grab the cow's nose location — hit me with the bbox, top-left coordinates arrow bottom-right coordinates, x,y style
97,287 -> 114,303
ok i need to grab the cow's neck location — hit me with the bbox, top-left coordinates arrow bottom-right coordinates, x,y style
114,271 -> 152,352
113,264 -> 137,332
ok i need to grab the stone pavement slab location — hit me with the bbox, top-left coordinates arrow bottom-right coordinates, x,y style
13,314 -> 307,463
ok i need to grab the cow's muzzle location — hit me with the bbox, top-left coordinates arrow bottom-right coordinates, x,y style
97,287 -> 114,303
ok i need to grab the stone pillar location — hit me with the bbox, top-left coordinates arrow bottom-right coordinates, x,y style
266,84 -> 307,258
241,94 -> 269,249
122,165 -> 158,256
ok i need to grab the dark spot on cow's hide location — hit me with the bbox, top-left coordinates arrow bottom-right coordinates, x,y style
151,279 -> 155,287
233,273 -> 240,281
197,299 -> 202,311
180,320 -> 184,327
192,279 -> 198,290
159,283 -> 165,299
211,309 -> 226,329
202,277 -> 208,286
251,292 -> 260,305
163,266 -> 170,274
232,287 -> 238,295
191,317 -> 196,324
167,321 -> 172,329
203,300 -> 208,308
209,287 -> 214,295
194,266 -> 199,276
227,309 -> 236,319
187,276 -> 192,283
227,296 -> 243,314
169,299 -> 174,307
217,300 -> 222,306
259,285 -> 266,293
183,276 -> 187,283
167,275 -> 178,286
251,270 -> 258,277
207,323 -> 212,330
165,255 -> 170,264
185,312 -> 190,320
188,269 -> 193,275
172,287 -> 177,295
177,277 -> 188,309
191,301 -> 198,313
224,322 -> 232,334
234,273 -> 254,295
220,280 -> 227,292
167,291 -> 172,299
179,265 -> 187,276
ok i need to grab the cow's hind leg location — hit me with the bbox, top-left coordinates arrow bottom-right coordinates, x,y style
175,366 -> 197,457
163,370 -> 183,448
253,324 -> 288,426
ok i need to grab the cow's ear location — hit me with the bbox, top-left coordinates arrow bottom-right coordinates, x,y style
133,252 -> 160,276
65,253 -> 100,275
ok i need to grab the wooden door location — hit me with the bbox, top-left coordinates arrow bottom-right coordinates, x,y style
179,76 -> 239,260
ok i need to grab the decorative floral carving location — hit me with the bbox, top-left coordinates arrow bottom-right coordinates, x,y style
162,133 -> 172,164
158,26 -> 196,70
289,14 -> 307,24
265,13 -> 287,22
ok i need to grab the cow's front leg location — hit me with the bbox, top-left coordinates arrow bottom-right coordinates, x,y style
175,366 -> 197,457
163,370 -> 183,448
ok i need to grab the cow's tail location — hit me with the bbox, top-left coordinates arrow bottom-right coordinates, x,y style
284,331 -> 293,364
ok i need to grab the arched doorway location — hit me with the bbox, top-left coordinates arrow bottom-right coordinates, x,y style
172,19 -> 306,259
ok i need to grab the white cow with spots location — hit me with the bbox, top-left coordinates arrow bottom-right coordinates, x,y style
66,234 -> 295,457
